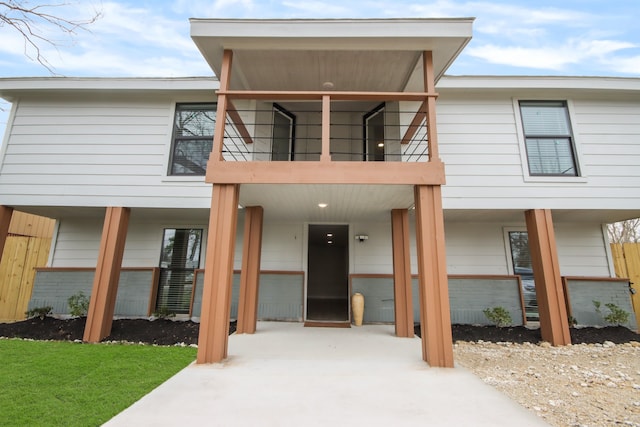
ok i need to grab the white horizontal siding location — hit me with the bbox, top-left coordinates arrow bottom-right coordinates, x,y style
260,222 -> 304,271
51,217 -> 102,267
50,214 -> 611,284
52,213 -> 210,268
352,221 -> 392,274
438,91 -> 640,210
554,222 -> 610,276
444,222 -> 509,275
0,95 -> 213,208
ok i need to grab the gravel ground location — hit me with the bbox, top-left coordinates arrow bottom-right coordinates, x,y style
454,340 -> 640,427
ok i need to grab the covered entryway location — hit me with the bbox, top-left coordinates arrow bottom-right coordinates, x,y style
306,224 -> 349,322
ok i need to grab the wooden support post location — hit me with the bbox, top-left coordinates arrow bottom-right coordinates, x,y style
208,49 -> 233,169
83,207 -> 130,342
414,185 -> 453,367
0,206 -> 14,261
237,206 -> 264,334
423,51 -> 440,162
391,209 -> 414,337
321,95 -> 331,162
197,184 -> 240,363
525,209 -> 571,346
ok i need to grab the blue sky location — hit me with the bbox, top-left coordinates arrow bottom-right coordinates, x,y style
1,0 -> 639,130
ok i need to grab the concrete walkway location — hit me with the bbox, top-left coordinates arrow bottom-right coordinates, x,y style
104,322 -> 549,426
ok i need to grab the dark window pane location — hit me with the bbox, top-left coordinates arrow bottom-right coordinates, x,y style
169,103 -> 216,176
509,231 -> 538,321
520,101 -> 570,135
157,228 -> 202,314
525,138 -> 576,175
171,139 -> 212,175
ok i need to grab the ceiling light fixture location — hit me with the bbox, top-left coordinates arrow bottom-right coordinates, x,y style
327,233 -> 333,237
318,203 -> 328,208
322,81 -> 334,90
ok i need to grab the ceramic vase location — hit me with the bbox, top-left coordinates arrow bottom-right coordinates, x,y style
351,292 -> 364,326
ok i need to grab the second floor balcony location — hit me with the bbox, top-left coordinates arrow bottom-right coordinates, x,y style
200,90 -> 445,186
189,18 -> 474,186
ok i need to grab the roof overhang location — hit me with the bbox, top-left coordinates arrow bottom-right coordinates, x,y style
0,77 -> 218,101
190,18 -> 474,92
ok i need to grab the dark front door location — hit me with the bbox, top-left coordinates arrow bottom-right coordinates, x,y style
306,224 -> 349,321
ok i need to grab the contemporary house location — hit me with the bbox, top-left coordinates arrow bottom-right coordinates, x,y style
0,19 -> 638,368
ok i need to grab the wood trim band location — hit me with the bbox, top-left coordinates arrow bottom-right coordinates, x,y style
35,267 -> 158,272
562,276 -> 630,283
218,90 -> 439,102
207,160 -> 446,185
195,269 -> 304,276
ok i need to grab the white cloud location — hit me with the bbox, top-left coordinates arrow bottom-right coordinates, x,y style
610,55 -> 640,75
467,39 -> 637,72
38,45 -> 211,77
92,2 -> 195,52
170,0 -> 256,17
280,1 -> 353,16
407,0 -> 593,26
0,1 -> 212,77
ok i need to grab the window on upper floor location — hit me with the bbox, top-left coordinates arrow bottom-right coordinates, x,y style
519,101 -> 578,176
169,103 -> 216,175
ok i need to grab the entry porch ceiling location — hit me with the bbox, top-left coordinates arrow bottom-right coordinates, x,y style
239,183 -> 415,222
190,19 -> 474,92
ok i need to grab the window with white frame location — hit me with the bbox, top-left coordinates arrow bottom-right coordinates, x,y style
169,103 -> 216,175
519,101 -> 578,176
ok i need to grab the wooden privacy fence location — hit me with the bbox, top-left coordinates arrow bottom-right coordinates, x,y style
610,243 -> 640,330
0,236 -> 52,322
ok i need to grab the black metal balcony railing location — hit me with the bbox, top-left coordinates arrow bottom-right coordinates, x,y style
220,104 -> 429,163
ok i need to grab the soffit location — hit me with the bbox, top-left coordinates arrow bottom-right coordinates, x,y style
191,19 -> 473,92
238,184 -> 415,222
234,50 -> 419,92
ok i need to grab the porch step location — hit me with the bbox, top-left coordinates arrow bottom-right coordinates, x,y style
303,321 -> 351,328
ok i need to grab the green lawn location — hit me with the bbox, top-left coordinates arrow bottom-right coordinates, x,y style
0,339 -> 196,426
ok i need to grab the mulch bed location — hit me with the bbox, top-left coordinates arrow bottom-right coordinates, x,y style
0,317 -> 235,345
1,317 -> 637,345
415,324 -> 639,345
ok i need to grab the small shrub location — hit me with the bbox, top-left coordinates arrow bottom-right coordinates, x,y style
567,315 -> 578,327
594,300 -> 630,326
152,306 -> 176,319
25,306 -> 53,320
67,291 -> 90,317
482,306 -> 513,327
